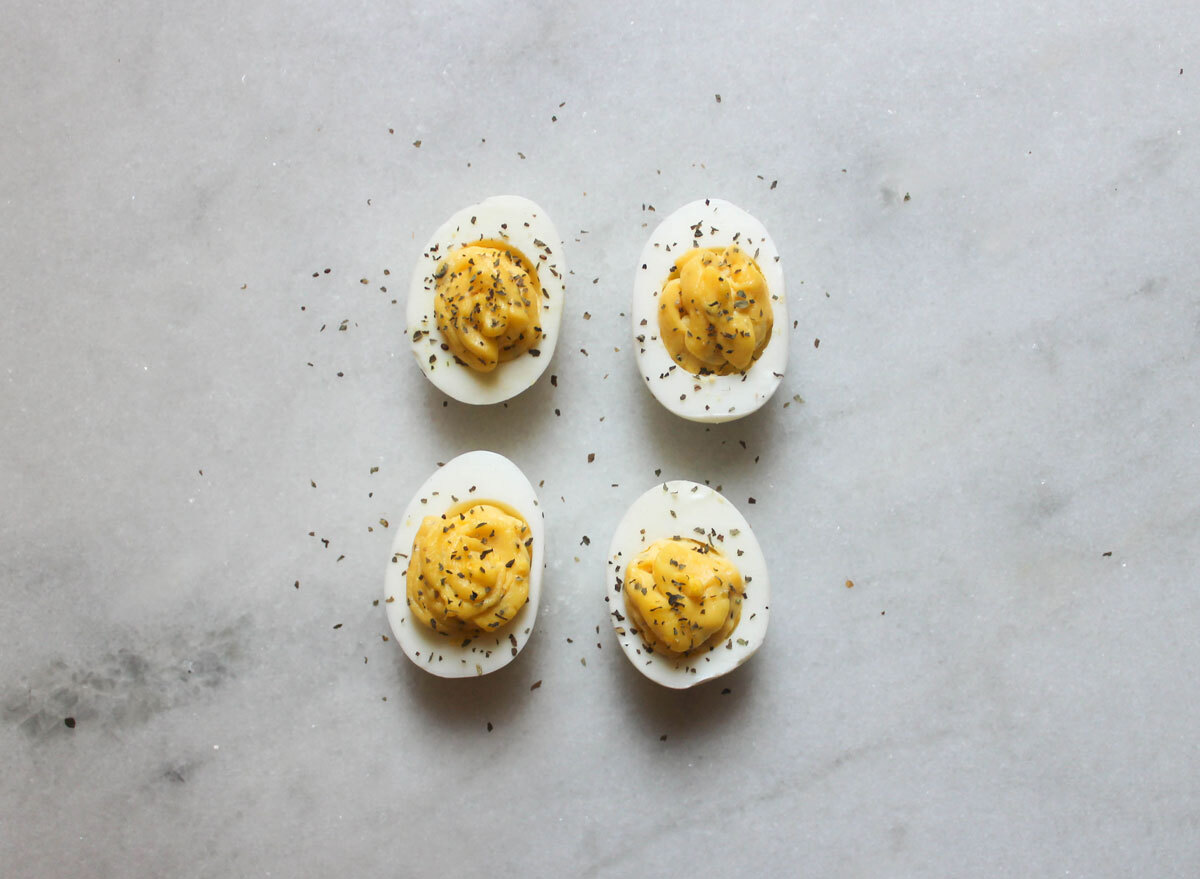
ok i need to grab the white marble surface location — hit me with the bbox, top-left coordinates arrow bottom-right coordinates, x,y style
2,1 -> 1198,875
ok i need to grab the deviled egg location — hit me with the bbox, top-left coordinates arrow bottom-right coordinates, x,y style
606,480 -> 770,688
385,451 -> 544,677
632,199 -> 787,422
407,195 -> 566,404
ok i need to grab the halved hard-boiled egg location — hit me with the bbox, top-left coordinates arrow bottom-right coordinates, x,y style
407,196 -> 566,404
385,450 -> 544,677
632,199 -> 787,422
606,480 -> 770,688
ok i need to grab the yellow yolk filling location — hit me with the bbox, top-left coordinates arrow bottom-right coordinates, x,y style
624,538 -> 744,656
406,501 -> 532,636
658,245 -> 773,375
433,240 -> 542,373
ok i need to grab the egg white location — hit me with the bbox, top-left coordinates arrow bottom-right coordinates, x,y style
606,480 -> 771,688
632,199 -> 787,423
407,195 -> 566,405
385,450 -> 544,677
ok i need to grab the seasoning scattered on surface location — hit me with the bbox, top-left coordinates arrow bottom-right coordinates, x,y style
1102,551 -> 1113,557
486,722 -> 493,732
904,192 -> 911,201
715,94 -> 721,103
748,497 -> 756,504
413,140 -> 422,148
659,734 -> 668,741
845,580 -> 854,588
814,338 -> 820,348
587,453 -> 595,463
531,680 -> 542,691
64,717 -> 76,729
721,688 -> 731,695
333,623 -> 343,629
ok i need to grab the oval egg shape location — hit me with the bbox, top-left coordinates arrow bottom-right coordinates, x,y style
408,195 -> 566,404
632,198 -> 787,422
606,480 -> 770,688
385,450 -> 544,677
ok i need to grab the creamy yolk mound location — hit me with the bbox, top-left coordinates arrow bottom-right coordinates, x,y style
406,501 -> 531,636
624,538 -> 744,656
658,245 -> 772,375
433,239 -> 542,373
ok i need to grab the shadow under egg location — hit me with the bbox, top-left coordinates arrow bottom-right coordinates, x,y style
410,360 -> 560,461
388,616 -> 548,734
609,640 -> 761,744
630,369 -> 789,485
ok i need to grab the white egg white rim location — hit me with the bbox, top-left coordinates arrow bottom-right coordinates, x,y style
632,198 -> 787,423
385,450 -> 544,678
605,480 -> 771,689
407,195 -> 566,405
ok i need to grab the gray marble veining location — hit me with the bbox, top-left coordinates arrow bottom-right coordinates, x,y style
2,1 -> 1198,876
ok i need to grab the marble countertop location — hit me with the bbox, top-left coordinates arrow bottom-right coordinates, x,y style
3,2 -> 1198,875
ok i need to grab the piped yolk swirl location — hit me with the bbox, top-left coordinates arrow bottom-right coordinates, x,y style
658,245 -> 772,375
624,538 -> 743,656
433,240 -> 542,373
406,501 -> 531,636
